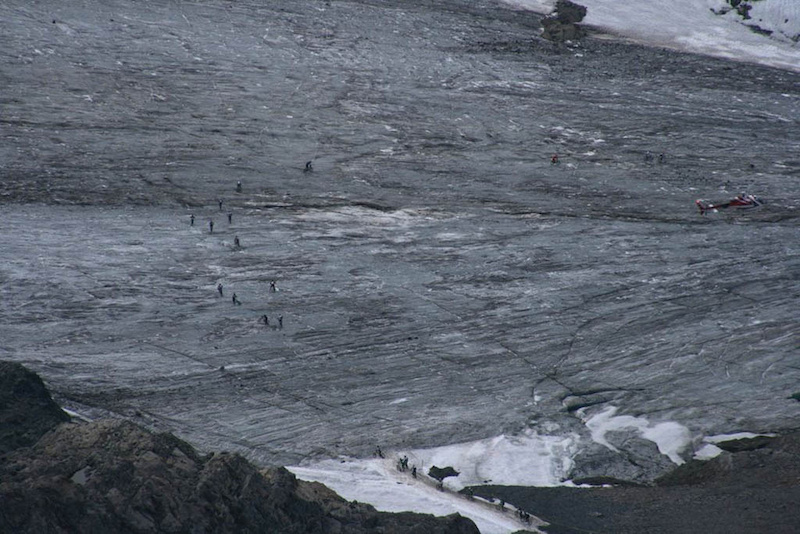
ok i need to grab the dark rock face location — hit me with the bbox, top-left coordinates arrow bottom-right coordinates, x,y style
542,0 -> 587,41
0,419 -> 479,533
656,433 -> 800,488
0,361 -> 70,455
713,435 -> 773,453
429,465 -> 460,481
552,0 -> 587,24
0,363 -> 478,534
471,432 -> 800,534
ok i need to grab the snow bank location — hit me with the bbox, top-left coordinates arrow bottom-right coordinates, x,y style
406,429 -> 578,489
580,406 -> 692,465
290,429 -> 578,534
290,457 -> 539,534
739,0 -> 800,43
501,0 -> 800,72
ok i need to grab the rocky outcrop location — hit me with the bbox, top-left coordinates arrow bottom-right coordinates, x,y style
541,0 -> 587,41
429,465 -> 460,482
655,432 -> 800,488
472,432 -> 800,534
0,362 -> 478,534
0,419 -> 478,533
567,430 -> 678,485
0,361 -> 70,455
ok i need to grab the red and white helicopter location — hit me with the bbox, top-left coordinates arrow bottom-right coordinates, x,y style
695,193 -> 762,215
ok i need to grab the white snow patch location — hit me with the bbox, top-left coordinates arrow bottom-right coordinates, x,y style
408,429 -> 578,489
704,431 -> 777,443
290,429 -> 578,533
743,0 -> 800,43
62,407 -> 93,422
641,422 -> 693,465
500,0 -> 800,73
694,443 -> 724,460
297,207 -> 424,227
502,0 -> 556,14
581,406 -> 692,465
290,457 -> 541,534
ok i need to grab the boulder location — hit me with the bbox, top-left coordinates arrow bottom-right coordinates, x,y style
714,435 -> 774,453
553,0 -> 587,24
429,465 -> 461,482
542,0 -> 587,42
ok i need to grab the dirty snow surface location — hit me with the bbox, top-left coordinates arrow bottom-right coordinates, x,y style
2,0 -> 800,529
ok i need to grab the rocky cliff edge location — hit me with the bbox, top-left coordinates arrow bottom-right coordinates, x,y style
0,362 -> 478,534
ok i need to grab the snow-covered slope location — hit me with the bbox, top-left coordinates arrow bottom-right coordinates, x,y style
504,0 -> 800,72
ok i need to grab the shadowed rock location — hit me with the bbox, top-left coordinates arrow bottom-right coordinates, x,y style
713,435 -> 774,453
429,465 -> 461,482
0,361 -> 70,455
542,0 -> 587,41
552,0 -> 587,24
